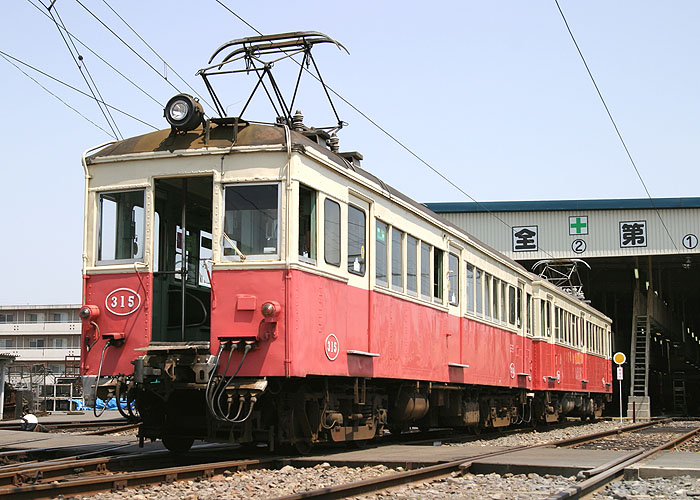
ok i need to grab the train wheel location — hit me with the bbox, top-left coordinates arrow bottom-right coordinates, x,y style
162,436 -> 194,453
293,440 -> 312,455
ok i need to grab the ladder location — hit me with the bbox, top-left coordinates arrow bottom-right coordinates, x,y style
673,377 -> 687,414
630,316 -> 649,397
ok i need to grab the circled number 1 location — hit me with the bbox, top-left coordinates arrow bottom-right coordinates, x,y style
683,234 -> 698,250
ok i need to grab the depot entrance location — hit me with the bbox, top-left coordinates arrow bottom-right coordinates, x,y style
426,197 -> 700,418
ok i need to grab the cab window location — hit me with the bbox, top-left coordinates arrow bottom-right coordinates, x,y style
98,190 -> 145,263
223,183 -> 279,260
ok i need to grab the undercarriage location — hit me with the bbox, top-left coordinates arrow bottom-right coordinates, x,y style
88,345 -> 609,453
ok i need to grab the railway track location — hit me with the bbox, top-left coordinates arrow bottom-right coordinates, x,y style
0,418 -> 681,499
269,419 -> 699,500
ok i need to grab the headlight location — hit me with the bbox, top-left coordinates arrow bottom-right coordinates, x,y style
164,93 -> 204,131
79,305 -> 100,321
169,100 -> 189,121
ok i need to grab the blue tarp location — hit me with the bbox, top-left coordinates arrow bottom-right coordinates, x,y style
72,398 -> 133,411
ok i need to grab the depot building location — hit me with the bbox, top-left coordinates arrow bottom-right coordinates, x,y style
425,197 -> 700,418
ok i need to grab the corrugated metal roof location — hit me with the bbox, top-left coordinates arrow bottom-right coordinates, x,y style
425,198 -> 700,213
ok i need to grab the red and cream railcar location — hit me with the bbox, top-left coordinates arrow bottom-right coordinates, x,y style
80,111 -> 612,451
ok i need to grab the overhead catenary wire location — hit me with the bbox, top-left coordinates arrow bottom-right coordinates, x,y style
73,0 -> 214,115
45,1 -> 122,139
0,49 -> 159,130
213,1 -> 562,260
0,52 -> 115,138
26,0 -> 163,108
99,0 -> 216,114
554,0 -> 679,251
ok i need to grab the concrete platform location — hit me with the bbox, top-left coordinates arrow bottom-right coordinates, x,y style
626,451 -> 700,480
471,447 -> 633,477
291,444 -> 512,469
0,428 -> 136,451
3,409 -> 125,425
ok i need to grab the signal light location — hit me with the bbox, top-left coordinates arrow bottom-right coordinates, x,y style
164,94 -> 204,132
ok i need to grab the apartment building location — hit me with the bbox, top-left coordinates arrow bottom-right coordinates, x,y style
0,304 -> 82,412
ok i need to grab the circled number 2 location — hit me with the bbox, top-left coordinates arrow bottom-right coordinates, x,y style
572,239 -> 586,254
683,234 -> 698,250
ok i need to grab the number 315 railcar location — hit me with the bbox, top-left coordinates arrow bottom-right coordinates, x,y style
79,32 -> 612,453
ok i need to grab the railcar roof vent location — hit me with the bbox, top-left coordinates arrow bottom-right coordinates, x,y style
532,259 -> 590,301
339,151 -> 363,167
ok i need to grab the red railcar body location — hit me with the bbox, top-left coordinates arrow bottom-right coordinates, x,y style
79,32 -> 612,452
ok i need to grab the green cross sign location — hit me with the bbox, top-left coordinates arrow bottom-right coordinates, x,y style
569,216 -> 588,235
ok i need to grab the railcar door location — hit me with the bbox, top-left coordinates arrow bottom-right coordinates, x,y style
345,196 -> 371,356
151,176 -> 213,343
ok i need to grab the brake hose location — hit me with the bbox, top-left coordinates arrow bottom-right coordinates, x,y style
204,342 -> 227,419
217,344 -> 253,423
93,340 -> 112,418
211,344 -> 236,420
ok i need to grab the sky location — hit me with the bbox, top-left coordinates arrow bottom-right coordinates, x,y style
2,1 -> 700,305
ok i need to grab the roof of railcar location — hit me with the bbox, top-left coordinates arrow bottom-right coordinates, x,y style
86,122 -> 609,319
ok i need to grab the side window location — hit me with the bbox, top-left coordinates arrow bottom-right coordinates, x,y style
475,268 -> 483,315
391,228 -> 404,291
347,205 -> 366,276
500,282 -> 507,323
433,248 -> 444,302
526,293 -> 532,335
516,287 -> 522,328
420,242 -> 431,300
375,220 -> 388,286
98,190 -> 145,262
540,300 -> 546,336
448,252 -> 459,306
406,235 -> 418,295
223,183 -> 279,259
324,198 -> 341,267
484,274 -> 491,318
546,300 -> 551,336
555,307 -> 561,341
299,185 -> 316,262
493,278 -> 500,322
508,285 -> 516,325
466,263 -> 474,313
